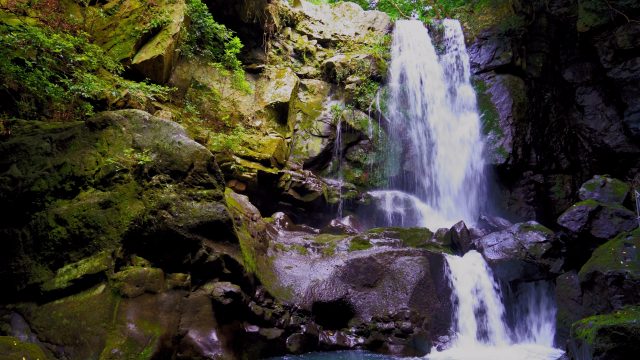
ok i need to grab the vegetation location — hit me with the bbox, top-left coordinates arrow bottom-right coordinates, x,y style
0,22 -> 169,120
180,0 -> 246,77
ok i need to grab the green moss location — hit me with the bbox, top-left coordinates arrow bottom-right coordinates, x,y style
573,198 -> 601,208
99,317 -> 163,360
518,222 -> 554,236
348,236 -> 373,252
20,284 -> 117,359
578,230 -> 640,281
572,306 -> 640,345
313,233 -> 349,244
42,250 -> 114,292
0,336 -> 48,360
291,244 -> 309,256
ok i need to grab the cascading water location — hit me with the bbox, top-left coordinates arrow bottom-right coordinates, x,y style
371,19 -> 486,230
365,19 -> 564,360
426,251 -> 564,360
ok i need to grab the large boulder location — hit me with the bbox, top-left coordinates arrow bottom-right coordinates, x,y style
568,306 -> 640,360
578,175 -> 630,204
293,0 -> 391,46
224,192 -> 452,355
473,221 -> 561,282
578,229 -> 640,314
0,110 -> 228,294
557,200 -> 637,240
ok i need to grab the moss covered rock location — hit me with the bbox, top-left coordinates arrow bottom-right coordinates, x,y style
293,0 -> 390,45
558,199 -> 637,240
0,110 -> 226,294
569,306 -> 640,360
578,175 -> 630,204
41,251 -> 114,293
18,284 -> 117,359
111,267 -> 165,298
578,229 -> 640,314
0,336 -> 48,360
131,0 -> 186,83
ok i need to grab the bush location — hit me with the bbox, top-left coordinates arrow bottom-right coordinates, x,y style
180,0 -> 243,71
0,23 -> 170,120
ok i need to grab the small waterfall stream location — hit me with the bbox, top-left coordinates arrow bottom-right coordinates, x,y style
426,251 -> 564,360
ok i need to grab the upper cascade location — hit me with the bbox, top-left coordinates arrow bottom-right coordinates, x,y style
377,19 -> 486,230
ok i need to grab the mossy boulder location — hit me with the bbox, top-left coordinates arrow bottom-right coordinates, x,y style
578,229 -> 640,314
224,189 -> 285,299
17,284 -> 118,359
111,267 -> 165,298
578,175 -> 630,204
88,0 -> 185,75
289,79 -> 332,167
569,306 -> 640,360
577,0 -> 640,32
131,0 -> 186,83
41,250 -> 114,293
0,336 -> 48,360
0,110 -> 226,294
557,199 -> 637,240
256,66 -> 300,135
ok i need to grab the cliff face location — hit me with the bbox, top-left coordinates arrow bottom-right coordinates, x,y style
468,0 -> 640,222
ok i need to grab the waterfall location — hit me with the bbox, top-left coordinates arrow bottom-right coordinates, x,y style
334,112 -> 344,218
371,19 -> 486,230
426,251 -> 564,360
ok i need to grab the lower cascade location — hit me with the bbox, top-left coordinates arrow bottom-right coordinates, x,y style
427,251 -> 564,360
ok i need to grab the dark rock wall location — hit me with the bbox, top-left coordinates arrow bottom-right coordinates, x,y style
470,0 -> 640,224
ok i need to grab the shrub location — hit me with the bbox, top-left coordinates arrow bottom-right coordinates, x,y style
0,23 -> 170,120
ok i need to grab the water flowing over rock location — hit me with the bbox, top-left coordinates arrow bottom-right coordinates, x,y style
427,251 -> 564,360
377,19 -> 486,230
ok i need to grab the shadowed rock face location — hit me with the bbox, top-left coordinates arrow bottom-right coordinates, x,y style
469,0 -> 640,223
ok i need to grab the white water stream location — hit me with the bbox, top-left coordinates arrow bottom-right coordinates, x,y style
371,19 -> 564,360
425,251 -> 564,360
372,19 -> 486,230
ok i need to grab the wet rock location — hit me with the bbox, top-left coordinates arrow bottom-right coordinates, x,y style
578,229 -> 640,314
318,330 -> 363,349
555,271 -> 589,343
477,215 -> 513,233
176,290 -> 225,359
286,332 -> 316,354
445,221 -> 473,254
474,221 -> 559,281
578,175 -> 630,204
111,267 -> 165,298
41,251 -> 114,294
0,336 -> 48,360
557,200 -> 637,240
568,306 -> 640,360
321,219 -> 359,235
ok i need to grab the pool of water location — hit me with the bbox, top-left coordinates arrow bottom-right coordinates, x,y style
265,350 -> 398,360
